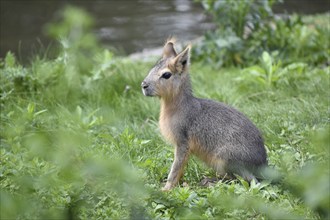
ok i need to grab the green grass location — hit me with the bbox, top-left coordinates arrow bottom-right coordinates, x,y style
1,49 -> 329,219
1,9 -> 329,219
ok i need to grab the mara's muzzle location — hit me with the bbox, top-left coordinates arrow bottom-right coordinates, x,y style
141,80 -> 153,96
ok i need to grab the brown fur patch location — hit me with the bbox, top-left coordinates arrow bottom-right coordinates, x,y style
189,137 -> 226,175
159,101 -> 176,145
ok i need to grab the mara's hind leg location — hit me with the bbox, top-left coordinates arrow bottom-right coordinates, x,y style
213,159 -> 235,181
239,170 -> 258,183
200,158 -> 235,187
225,162 -> 258,183
200,173 -> 235,187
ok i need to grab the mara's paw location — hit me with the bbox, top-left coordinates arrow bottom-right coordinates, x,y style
161,182 -> 174,191
200,177 -> 219,187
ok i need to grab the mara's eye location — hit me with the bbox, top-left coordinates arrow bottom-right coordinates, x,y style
161,72 -> 172,79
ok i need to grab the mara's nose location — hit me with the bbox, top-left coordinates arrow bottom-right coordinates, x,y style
141,81 -> 149,89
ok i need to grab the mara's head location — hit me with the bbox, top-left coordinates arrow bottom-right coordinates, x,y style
141,40 -> 191,99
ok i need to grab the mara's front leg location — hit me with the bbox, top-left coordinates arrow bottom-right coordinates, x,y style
162,144 -> 190,191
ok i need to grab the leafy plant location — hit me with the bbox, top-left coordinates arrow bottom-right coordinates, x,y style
193,0 -> 278,67
194,0 -> 329,67
249,14 -> 330,65
200,0 -> 278,38
239,51 -> 307,87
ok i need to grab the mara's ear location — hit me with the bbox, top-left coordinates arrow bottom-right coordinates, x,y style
163,42 -> 177,58
170,45 -> 191,73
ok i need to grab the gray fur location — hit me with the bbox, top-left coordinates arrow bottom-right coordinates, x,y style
141,42 -> 267,190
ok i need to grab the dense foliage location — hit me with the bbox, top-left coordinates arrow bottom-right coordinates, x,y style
1,3 -> 329,220
193,0 -> 329,67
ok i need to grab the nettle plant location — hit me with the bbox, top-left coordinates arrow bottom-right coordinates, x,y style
194,0 -> 329,67
193,0 -> 278,67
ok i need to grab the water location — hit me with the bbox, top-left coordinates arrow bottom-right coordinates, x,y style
0,0 -> 328,62
0,0 -> 212,61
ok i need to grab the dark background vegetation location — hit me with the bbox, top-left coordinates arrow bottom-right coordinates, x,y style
0,0 -> 329,60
